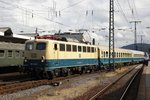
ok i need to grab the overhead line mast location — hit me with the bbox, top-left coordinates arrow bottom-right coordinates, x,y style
130,21 -> 141,50
109,0 -> 115,70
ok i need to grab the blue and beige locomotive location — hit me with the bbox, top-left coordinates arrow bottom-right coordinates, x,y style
24,37 -> 145,79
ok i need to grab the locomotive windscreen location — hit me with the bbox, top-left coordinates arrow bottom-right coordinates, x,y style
36,43 -> 46,50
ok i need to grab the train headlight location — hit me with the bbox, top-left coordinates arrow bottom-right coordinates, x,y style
24,57 -> 27,62
41,56 -> 45,62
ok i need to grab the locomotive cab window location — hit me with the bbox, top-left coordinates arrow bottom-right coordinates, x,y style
25,43 -> 34,50
36,42 -> 46,50
0,50 -> 4,57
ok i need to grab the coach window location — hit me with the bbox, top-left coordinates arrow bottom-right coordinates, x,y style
0,50 -> 4,58
66,44 -> 71,51
106,51 -> 108,57
25,43 -> 34,50
83,46 -> 86,52
101,51 -> 104,57
78,46 -> 82,52
60,44 -> 65,51
91,47 -> 94,52
8,50 -> 13,58
87,47 -> 90,52
15,51 -> 20,58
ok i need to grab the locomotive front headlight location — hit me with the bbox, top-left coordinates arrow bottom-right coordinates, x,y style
24,57 -> 27,62
41,56 -> 45,62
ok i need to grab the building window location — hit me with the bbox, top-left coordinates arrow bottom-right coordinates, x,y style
72,45 -> 77,52
66,44 -> 71,51
60,44 -> 65,51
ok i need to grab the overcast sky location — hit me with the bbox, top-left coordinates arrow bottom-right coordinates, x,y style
0,0 -> 150,47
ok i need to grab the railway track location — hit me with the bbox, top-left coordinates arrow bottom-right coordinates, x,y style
0,71 -> 88,95
88,64 -> 143,100
0,64 -> 142,96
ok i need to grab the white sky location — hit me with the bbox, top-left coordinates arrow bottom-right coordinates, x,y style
0,0 -> 150,47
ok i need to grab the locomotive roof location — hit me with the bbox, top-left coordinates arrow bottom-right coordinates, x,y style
25,39 -> 144,54
26,39 -> 98,47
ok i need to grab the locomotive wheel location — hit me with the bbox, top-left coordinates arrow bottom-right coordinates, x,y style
47,71 -> 53,80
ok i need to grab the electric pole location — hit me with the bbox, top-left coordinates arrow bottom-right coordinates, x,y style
109,0 -> 115,70
130,21 -> 141,50
139,35 -> 144,51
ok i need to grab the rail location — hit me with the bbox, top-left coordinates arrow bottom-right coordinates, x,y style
89,64 -> 143,100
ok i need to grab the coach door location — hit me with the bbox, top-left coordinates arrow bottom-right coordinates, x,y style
98,48 -> 101,67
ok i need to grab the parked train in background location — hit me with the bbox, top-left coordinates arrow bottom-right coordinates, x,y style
23,37 -> 146,79
0,42 -> 24,73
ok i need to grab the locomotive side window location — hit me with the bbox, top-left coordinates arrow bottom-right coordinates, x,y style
8,50 -> 13,57
66,45 -> 71,51
54,44 -> 57,50
78,46 -> 82,52
72,45 -> 77,52
83,46 -> 86,52
0,50 -> 4,57
36,43 -> 46,50
25,43 -> 34,50
60,44 -> 65,51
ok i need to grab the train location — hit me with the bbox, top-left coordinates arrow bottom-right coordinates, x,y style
23,37 -> 146,79
0,42 -> 24,73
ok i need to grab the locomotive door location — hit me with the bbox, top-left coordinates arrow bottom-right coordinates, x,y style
54,44 -> 59,66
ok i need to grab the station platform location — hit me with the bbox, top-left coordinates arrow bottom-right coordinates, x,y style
137,63 -> 150,100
